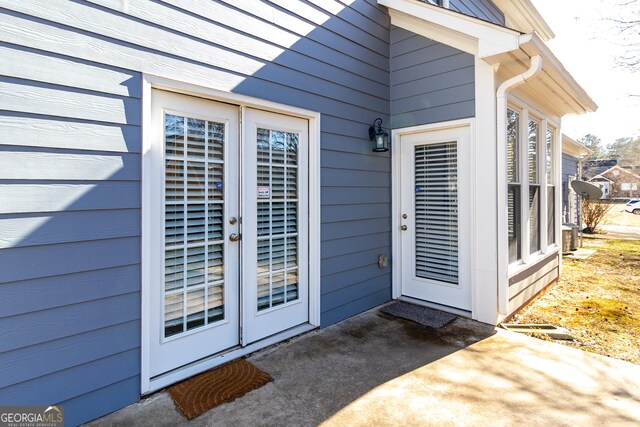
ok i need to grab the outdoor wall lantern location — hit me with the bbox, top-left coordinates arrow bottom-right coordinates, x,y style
368,118 -> 389,152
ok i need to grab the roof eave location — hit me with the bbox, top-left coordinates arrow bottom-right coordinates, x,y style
485,32 -> 598,116
562,134 -> 593,157
491,0 -> 555,41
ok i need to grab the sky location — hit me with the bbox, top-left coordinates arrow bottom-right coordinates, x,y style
531,0 -> 640,146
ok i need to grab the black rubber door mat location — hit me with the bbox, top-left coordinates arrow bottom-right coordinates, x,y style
381,301 -> 457,328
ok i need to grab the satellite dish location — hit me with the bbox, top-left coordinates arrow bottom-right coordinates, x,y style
571,180 -> 603,200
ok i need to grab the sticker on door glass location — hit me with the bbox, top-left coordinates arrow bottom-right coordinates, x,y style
257,186 -> 271,199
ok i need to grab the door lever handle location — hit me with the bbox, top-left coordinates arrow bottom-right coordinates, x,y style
400,225 -> 408,231
229,233 -> 241,242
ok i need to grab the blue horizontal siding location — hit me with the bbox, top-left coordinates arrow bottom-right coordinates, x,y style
0,237 -> 140,284
322,203 -> 390,223
0,209 -> 140,249
321,287 -> 390,327
0,320 -> 139,388
0,0 -> 392,423
60,376 -> 141,427
0,111 -> 142,153
449,0 -> 505,25
0,182 -> 141,214
0,265 -> 140,318
322,273 -> 391,311
390,26 -> 475,129
0,293 -> 140,353
321,247 -> 391,276
0,348 -> 139,405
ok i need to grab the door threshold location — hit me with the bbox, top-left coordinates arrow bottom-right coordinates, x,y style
398,296 -> 471,318
145,323 -> 316,394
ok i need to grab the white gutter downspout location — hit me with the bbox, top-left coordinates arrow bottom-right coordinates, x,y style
496,54 -> 542,316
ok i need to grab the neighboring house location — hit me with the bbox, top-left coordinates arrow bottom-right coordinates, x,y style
587,165 -> 640,200
561,134 -> 592,224
0,1 -> 596,425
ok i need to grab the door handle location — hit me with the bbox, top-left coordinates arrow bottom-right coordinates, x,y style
229,233 -> 241,242
400,225 -> 408,231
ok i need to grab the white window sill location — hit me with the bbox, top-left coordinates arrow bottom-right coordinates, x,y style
508,246 -> 560,278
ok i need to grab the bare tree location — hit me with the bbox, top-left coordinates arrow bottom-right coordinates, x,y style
582,198 -> 612,233
582,185 -> 621,234
609,0 -> 640,72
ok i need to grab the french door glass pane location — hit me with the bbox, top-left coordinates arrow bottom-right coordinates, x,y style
256,128 -> 300,311
508,185 -> 521,263
414,142 -> 458,284
529,185 -> 541,253
163,114 -> 225,338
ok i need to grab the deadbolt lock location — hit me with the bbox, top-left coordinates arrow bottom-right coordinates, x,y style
229,216 -> 238,225
402,213 -> 408,219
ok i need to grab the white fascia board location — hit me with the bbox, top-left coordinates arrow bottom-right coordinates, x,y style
519,34 -> 598,114
491,0 -> 554,41
380,0 -> 521,57
562,134 -> 592,158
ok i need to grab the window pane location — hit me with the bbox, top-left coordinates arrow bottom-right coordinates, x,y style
508,185 -> 521,263
528,120 -> 539,184
529,185 -> 540,253
256,128 -> 300,311
547,186 -> 555,244
163,113 -> 226,338
507,109 -> 519,183
546,127 -> 554,184
414,142 -> 459,284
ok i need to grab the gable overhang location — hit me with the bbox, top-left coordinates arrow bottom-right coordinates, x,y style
599,165 -> 640,180
491,0 -> 555,41
379,0 -> 598,116
590,175 -> 614,183
562,134 -> 592,158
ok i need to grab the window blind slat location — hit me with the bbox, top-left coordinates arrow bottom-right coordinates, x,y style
414,142 -> 459,285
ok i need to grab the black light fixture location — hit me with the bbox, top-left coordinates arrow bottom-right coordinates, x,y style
368,118 -> 389,152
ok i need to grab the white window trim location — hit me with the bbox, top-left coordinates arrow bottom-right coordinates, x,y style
506,99 -> 560,278
140,74 -> 321,394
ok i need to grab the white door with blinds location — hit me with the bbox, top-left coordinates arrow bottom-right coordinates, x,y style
148,91 -> 309,378
399,126 -> 471,311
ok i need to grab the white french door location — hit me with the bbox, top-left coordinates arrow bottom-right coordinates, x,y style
148,90 -> 309,378
242,109 -> 309,344
399,125 -> 471,311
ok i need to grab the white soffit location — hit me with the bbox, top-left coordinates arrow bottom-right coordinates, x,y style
562,134 -> 592,157
488,33 -> 598,115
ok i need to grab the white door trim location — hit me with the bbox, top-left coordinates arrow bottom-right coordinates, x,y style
391,118 -> 476,313
141,74 -> 321,394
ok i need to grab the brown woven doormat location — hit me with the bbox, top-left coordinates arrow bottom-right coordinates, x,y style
168,359 -> 273,420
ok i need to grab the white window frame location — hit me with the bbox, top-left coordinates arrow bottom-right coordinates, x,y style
506,99 -> 560,276
140,74 -> 321,393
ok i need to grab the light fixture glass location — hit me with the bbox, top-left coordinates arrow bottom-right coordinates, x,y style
368,118 -> 389,152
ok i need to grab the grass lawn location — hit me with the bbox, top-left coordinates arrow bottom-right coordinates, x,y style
510,238 -> 640,365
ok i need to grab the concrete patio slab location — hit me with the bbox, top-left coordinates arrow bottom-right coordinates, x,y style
88,307 -> 640,426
